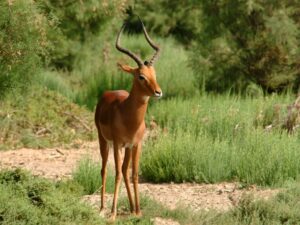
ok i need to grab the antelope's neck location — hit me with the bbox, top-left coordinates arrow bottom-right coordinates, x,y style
122,86 -> 149,125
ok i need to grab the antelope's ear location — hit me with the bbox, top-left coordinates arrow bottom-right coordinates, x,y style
117,63 -> 137,75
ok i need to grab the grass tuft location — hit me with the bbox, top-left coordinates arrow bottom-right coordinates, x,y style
73,157 -> 115,195
142,94 -> 300,186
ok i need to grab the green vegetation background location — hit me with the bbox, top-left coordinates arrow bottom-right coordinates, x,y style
1,0 -> 300,224
1,0 -> 300,100
1,0 -> 300,184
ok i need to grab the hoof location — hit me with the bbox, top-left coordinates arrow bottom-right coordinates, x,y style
135,211 -> 142,217
107,214 -> 116,223
99,208 -> 106,217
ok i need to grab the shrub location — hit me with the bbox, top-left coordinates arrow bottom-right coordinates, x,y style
0,169 -> 104,224
0,88 -> 94,150
0,0 -> 51,98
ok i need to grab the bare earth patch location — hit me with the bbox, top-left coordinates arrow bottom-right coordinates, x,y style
0,142 -> 100,179
0,141 -> 279,216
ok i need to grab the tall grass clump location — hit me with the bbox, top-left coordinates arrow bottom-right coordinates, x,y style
142,94 -> 300,186
0,169 -> 104,224
73,157 -> 114,195
142,128 -> 300,186
36,70 -> 75,100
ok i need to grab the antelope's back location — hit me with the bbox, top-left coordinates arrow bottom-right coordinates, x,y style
95,90 -> 129,127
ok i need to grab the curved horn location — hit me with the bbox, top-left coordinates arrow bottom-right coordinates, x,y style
116,23 -> 143,67
138,16 -> 160,65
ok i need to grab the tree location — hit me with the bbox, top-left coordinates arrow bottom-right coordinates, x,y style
192,0 -> 300,93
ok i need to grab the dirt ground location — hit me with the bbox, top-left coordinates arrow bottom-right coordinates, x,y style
0,141 -> 279,224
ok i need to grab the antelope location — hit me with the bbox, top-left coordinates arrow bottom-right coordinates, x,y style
94,19 -> 162,220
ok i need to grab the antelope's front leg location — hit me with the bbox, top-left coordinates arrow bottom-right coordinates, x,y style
132,142 -> 142,216
111,143 -> 122,220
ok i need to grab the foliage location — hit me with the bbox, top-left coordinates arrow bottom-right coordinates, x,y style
0,88 -> 94,150
0,0 -> 127,98
192,0 -> 300,93
126,0 -> 202,46
0,169 -> 104,225
39,0 -> 128,70
142,94 -> 300,186
1,0 -> 300,99
0,0 -> 51,98
73,157 -> 114,195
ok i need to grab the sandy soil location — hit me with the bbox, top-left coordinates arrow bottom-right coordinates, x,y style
0,141 -> 279,224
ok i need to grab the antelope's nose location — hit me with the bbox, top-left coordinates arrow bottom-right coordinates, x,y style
154,90 -> 163,98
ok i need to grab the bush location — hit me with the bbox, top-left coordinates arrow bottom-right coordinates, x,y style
0,0 -> 51,98
0,88 -> 95,150
0,169 -> 104,225
0,0 -> 127,99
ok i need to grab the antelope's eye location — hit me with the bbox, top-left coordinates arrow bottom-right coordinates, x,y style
139,75 -> 145,80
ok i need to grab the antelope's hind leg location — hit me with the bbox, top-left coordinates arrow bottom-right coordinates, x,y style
98,131 -> 109,212
122,147 -> 134,213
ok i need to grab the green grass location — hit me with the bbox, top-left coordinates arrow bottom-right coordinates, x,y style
141,93 -> 300,186
36,70 -> 76,100
73,157 -> 114,195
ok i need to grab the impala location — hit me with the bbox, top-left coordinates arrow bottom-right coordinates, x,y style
94,18 -> 162,220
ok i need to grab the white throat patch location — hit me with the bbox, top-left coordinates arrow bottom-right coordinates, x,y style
124,143 -> 134,149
